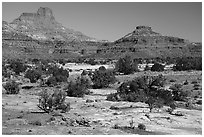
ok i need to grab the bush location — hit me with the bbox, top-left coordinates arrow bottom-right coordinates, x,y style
64,76 -> 90,97
151,63 -> 164,72
169,84 -> 188,101
9,60 -> 27,75
38,89 -> 70,113
46,76 -> 57,87
115,55 -> 138,75
46,66 -> 69,83
25,69 -> 42,83
3,80 -> 20,94
92,67 -> 116,88
138,123 -> 146,130
107,75 -> 174,112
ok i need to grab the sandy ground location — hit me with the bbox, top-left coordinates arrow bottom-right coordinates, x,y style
2,85 -> 202,135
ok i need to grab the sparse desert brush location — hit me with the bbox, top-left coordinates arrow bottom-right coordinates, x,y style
25,69 -> 42,83
38,89 -> 70,113
92,66 -> 116,89
3,80 -> 20,94
107,75 -> 175,112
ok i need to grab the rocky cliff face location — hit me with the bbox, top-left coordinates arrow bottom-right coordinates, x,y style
2,7 -> 102,60
9,7 -> 96,42
96,26 -> 201,59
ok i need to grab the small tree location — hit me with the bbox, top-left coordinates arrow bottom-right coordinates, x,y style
107,75 -> 174,112
92,66 -> 116,88
25,69 -> 42,83
115,55 -> 138,75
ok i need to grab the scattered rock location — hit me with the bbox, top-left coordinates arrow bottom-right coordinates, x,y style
62,117 -> 67,121
48,117 -> 55,122
113,111 -> 122,115
29,120 -> 42,126
110,106 -> 119,110
86,99 -> 94,103
17,115 -> 23,119
171,111 -> 185,116
140,116 -> 150,121
95,99 -> 101,102
59,121 -> 67,126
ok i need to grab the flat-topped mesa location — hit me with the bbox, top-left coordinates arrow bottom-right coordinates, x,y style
135,26 -> 152,31
16,7 -> 55,21
37,7 -> 55,20
132,26 -> 161,36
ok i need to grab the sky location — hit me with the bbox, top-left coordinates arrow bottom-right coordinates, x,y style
2,2 -> 202,42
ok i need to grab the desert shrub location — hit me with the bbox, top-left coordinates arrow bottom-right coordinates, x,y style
115,55 -> 138,75
38,89 -> 70,113
46,76 -> 57,86
64,76 -> 90,97
46,66 -> 69,83
196,100 -> 202,105
169,79 -> 176,82
151,63 -> 164,72
9,59 -> 27,75
183,80 -> 189,85
107,75 -> 174,112
3,80 -> 20,94
138,123 -> 146,130
193,86 -> 199,90
92,67 -> 116,88
169,84 -> 188,101
191,80 -> 198,84
193,83 -> 200,88
25,69 -> 42,83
